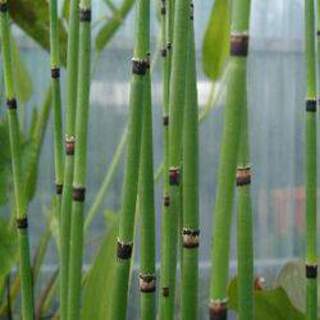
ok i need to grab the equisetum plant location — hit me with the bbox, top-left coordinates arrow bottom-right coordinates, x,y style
59,0 -> 79,318
0,1 -> 34,319
209,0 -> 251,319
304,0 -> 317,319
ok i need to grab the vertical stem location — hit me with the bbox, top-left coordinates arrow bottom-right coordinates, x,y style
67,1 -> 92,319
0,1 -> 34,319
49,0 -> 64,214
181,9 -> 199,320
305,0 -> 317,319
59,0 -> 79,318
236,99 -> 254,320
209,0 -> 251,319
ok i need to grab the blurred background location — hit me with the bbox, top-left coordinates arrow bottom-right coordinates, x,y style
0,0 -> 310,318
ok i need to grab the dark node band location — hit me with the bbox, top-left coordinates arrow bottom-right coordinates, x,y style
230,33 -> 249,57
16,217 -> 28,229
167,42 -> 172,51
306,265 -> 318,279
139,273 -> 156,293
236,166 -> 251,186
65,136 -> 75,155
7,98 -> 17,110
79,8 -> 91,22
161,6 -> 166,15
132,58 -> 149,75
169,167 -> 180,186
0,2 -> 8,12
51,68 -> 60,79
117,239 -> 133,260
163,195 -> 170,207
306,99 -> 317,112
162,287 -> 169,297
317,30 -> 320,36
56,184 -> 63,195
182,228 -> 200,249
163,115 -> 169,126
72,187 -> 86,202
209,301 -> 227,320
161,48 -> 167,57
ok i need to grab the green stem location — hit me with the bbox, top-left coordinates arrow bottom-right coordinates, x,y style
67,1 -> 92,319
59,0 -> 79,318
0,1 -> 34,319
181,13 -> 199,320
305,0 -> 317,319
236,95 -> 254,320
108,0 -> 149,317
209,0 -> 251,318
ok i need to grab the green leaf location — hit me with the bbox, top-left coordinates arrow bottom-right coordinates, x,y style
82,212 -> 119,320
8,0 -> 67,65
11,37 -> 32,105
276,260 -> 320,315
95,0 -> 135,52
228,277 -> 305,320
202,0 -> 230,80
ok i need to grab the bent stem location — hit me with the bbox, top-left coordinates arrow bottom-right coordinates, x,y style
0,1 -> 34,319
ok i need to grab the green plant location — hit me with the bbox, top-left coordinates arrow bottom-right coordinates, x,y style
0,1 -> 34,318
304,0 -> 317,319
209,0 -> 251,318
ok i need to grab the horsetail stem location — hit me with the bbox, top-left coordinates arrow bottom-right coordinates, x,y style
139,74 -> 156,320
49,0 -> 64,208
108,0 -> 149,317
59,0 -> 79,318
0,1 -> 34,319
181,9 -> 199,319
304,0 -> 318,318
66,1 -> 92,319
209,0 -> 251,318
236,96 -> 254,320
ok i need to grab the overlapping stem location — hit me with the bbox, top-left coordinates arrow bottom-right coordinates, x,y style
108,0 -> 149,317
236,99 -> 253,320
304,0 -> 317,319
0,1 -> 34,319
49,0 -> 64,213
59,0 -> 79,318
181,12 -> 199,320
66,1 -> 92,319
209,0 -> 251,318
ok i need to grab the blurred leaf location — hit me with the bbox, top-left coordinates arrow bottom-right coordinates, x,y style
202,0 -> 230,80
62,0 -> 69,22
0,218 -> 17,276
276,260 -> 320,315
228,277 -> 304,320
11,37 -> 32,105
95,0 -> 135,52
82,211 -> 119,320
8,0 -> 67,65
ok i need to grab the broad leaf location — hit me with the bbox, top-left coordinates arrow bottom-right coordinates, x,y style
202,0 -> 230,80
228,277 -> 304,320
8,0 -> 67,65
82,211 -> 119,320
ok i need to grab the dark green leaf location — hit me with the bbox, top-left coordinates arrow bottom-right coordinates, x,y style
202,0 -> 230,80
228,277 -> 305,320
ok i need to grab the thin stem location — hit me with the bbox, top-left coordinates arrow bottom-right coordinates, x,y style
305,0 -> 317,319
181,13 -> 199,320
59,0 -> 79,318
67,0 -> 92,319
0,1 -> 34,319
209,0 -> 251,318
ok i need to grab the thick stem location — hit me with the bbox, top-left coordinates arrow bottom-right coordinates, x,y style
209,0 -> 251,318
67,1 -> 92,319
181,14 -> 199,320
108,0 -> 149,318
305,0 -> 317,319
0,2 -> 34,319
59,0 -> 79,318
